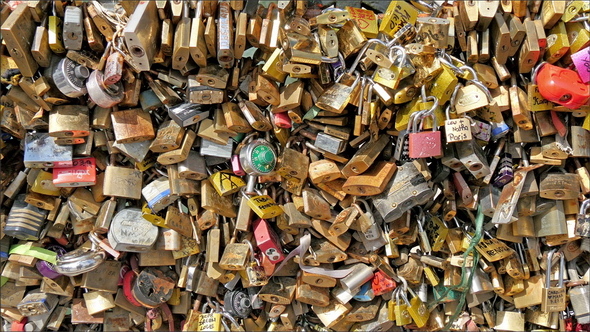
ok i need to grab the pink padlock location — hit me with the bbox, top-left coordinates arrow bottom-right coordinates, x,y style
273,112 -> 292,129
571,46 -> 590,83
253,218 -> 285,264
231,154 -> 246,176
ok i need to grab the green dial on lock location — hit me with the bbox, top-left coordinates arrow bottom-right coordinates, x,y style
250,144 -> 276,174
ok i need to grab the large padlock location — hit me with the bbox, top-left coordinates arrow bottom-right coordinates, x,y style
535,62 -> 590,109
373,162 -> 434,223
108,208 -> 158,252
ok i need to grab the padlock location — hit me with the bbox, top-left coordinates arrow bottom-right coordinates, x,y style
242,242 -> 268,287
123,1 -> 159,72
576,199 -> 590,238
132,267 -> 178,308
4,194 -> 47,241
539,172 -> 580,200
316,72 -> 360,114
408,100 -> 442,159
534,62 -> 590,109
253,218 -> 285,264
541,249 -> 566,313
108,208 -> 158,252
373,162 -> 434,223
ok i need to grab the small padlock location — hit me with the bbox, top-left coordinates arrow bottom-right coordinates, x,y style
541,250 -> 566,313
576,199 -> 590,238
408,98 -> 442,159
253,218 -> 285,264
243,240 -> 269,287
444,102 -> 473,143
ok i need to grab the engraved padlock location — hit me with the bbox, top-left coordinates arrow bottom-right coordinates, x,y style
408,96 -> 442,159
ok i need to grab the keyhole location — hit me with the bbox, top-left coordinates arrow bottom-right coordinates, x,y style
147,288 -> 154,297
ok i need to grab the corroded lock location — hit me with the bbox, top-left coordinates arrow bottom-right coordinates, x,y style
132,267 -> 178,308
373,162 -> 434,223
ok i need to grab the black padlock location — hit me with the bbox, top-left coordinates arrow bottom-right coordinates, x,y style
224,288 -> 252,318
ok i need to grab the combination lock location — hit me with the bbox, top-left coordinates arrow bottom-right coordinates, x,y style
239,138 -> 277,176
224,288 -> 252,318
52,57 -> 89,98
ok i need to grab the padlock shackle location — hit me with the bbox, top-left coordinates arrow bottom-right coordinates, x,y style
580,199 -> 590,214
545,249 -> 558,288
347,39 -> 390,75
531,61 -> 548,85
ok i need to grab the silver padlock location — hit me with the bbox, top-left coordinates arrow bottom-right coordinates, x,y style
63,6 -> 83,50
24,133 -> 73,168
570,284 -> 590,324
314,132 -> 347,155
107,208 -> 158,252
51,57 -> 89,98
576,199 -> 590,238
200,138 -> 233,160
455,139 -> 491,179
17,290 -> 59,317
54,232 -> 106,276
178,150 -> 208,180
372,162 -> 434,223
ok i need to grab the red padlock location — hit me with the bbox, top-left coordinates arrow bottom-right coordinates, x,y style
536,62 -> 590,109
371,270 -> 396,296
408,100 -> 443,159
253,218 -> 285,264
273,112 -> 292,129
52,157 -> 97,187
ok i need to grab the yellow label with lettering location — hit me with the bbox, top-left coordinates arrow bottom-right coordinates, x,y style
528,84 -> 555,111
379,1 -> 419,37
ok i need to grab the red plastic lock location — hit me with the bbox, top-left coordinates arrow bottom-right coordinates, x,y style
253,218 -> 285,264
273,112 -> 292,129
536,63 -> 590,109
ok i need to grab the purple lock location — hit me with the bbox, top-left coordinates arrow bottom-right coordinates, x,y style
36,245 -> 67,279
571,46 -> 590,83
231,155 -> 246,176
493,153 -> 514,187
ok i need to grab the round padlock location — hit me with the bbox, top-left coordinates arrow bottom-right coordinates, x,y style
239,139 -> 277,176
108,208 -> 159,252
224,288 -> 252,318
52,57 -> 88,98
131,267 -> 178,308
86,70 -> 124,108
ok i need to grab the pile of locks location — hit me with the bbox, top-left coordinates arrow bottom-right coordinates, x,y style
1,0 -> 590,331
